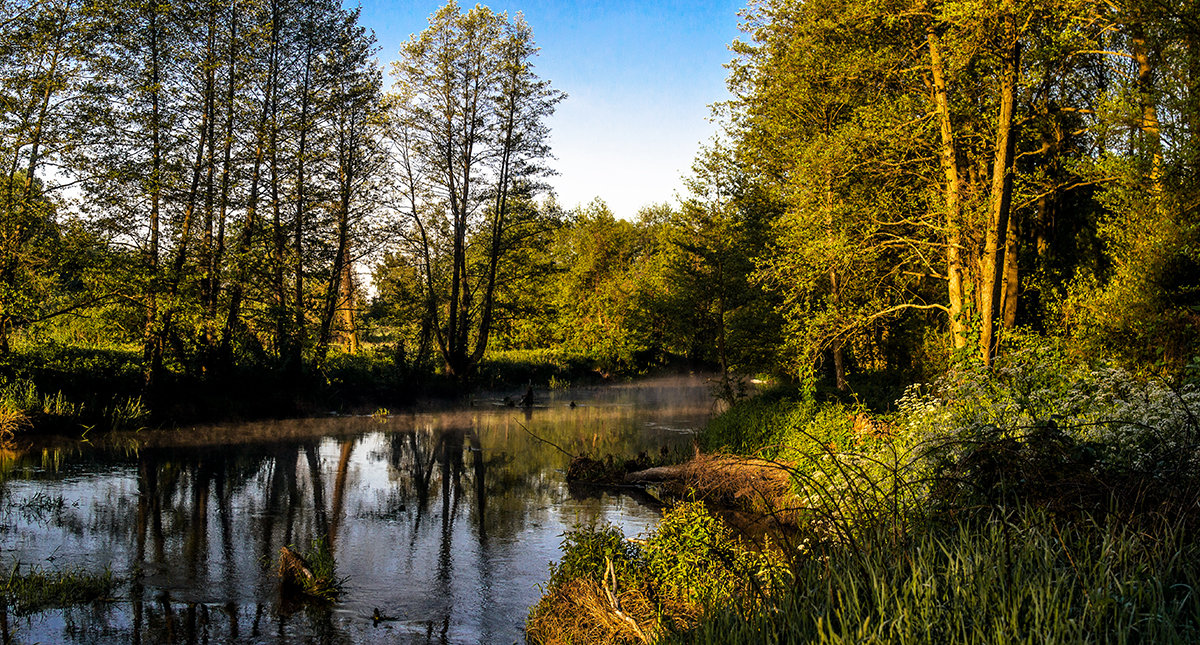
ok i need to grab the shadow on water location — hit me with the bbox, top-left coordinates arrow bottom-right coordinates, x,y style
0,375 -> 716,644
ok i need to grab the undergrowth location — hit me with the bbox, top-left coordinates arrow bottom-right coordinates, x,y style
526,501 -> 786,644
531,338 -> 1200,643
683,512 -> 1200,644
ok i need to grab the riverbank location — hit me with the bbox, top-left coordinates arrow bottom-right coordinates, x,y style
528,342 -> 1200,643
0,342 -> 702,437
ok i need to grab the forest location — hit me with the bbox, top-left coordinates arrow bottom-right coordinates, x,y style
2,0 -> 1198,425
2,0 -> 1200,640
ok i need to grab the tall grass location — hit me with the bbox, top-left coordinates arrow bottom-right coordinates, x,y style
682,513 -> 1200,644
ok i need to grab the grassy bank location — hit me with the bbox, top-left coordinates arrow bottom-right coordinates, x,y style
529,340 -> 1200,643
0,342 -> 434,434
0,341 -> 688,437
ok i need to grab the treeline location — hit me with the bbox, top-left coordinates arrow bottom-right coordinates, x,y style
4,0 -> 1199,408
372,194 -> 779,381
1,0 -> 563,393
2,0 -> 387,384
719,0 -> 1200,383
379,0 -> 1200,392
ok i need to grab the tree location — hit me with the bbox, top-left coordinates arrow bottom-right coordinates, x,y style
388,0 -> 562,378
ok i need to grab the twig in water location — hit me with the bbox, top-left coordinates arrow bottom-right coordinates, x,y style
515,420 -> 575,459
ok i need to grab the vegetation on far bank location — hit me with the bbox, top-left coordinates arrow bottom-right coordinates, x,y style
0,339 -> 663,435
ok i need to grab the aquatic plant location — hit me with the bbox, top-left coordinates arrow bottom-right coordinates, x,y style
278,537 -> 344,602
0,404 -> 29,443
2,562 -> 115,615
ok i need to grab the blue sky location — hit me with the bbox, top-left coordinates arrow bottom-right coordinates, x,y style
353,0 -> 746,219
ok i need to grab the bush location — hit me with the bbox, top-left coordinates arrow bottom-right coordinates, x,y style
527,502 -> 786,644
896,336 -> 1200,514
700,391 -> 862,467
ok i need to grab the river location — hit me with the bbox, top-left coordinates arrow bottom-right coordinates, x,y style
0,375 -> 717,644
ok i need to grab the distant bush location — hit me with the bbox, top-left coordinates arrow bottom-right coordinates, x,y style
699,389 -> 863,468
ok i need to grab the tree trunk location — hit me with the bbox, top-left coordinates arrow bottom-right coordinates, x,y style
470,103 -> 515,367
292,44 -> 314,373
219,10 -> 277,368
927,27 -> 969,354
1130,22 -> 1163,194
977,16 -> 1020,366
1000,200 -> 1020,330
206,4 -> 238,371
825,168 -> 847,390
143,6 -> 163,387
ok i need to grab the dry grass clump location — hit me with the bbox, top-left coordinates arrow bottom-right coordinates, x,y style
526,575 -> 697,644
623,454 -> 802,525
681,454 -> 798,520
0,404 -> 30,444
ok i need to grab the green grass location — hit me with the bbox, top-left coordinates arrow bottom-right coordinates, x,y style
527,501 -> 786,644
679,512 -> 1200,644
2,562 -> 116,615
699,390 -> 863,468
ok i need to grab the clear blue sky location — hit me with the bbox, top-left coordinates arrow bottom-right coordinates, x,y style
352,0 -> 746,219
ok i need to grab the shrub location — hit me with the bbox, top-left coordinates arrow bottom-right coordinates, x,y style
527,502 -> 786,644
700,393 -> 862,467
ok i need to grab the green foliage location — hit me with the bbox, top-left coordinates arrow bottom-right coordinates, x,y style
545,524 -> 644,591
644,501 -> 784,606
700,390 -> 859,467
0,343 -> 147,431
531,502 -> 787,642
476,348 -> 603,390
644,335 -> 1200,642
899,334 -> 1200,490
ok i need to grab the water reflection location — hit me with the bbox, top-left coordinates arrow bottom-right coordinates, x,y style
0,376 -> 715,644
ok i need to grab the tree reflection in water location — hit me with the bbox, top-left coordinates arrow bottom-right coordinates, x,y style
0,376 -> 714,643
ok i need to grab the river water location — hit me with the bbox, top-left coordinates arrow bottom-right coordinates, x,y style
0,375 -> 717,644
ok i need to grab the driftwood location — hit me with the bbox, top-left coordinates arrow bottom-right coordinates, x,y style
624,454 -> 803,525
622,464 -> 687,483
603,556 -> 649,643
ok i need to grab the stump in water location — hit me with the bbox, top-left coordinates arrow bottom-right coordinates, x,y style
278,545 -> 316,592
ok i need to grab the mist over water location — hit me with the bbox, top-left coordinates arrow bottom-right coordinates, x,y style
0,375 -> 716,644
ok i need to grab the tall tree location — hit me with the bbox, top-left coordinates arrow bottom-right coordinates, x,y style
389,0 -> 561,378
